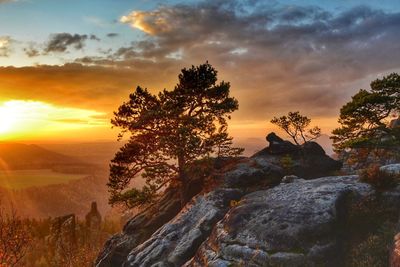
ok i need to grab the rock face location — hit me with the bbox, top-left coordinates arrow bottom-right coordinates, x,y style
381,164 -> 400,175
97,134 -> 382,267
96,171 -> 207,267
389,117 -> 400,129
86,201 -> 102,230
124,189 -> 242,267
255,132 -> 342,178
186,176 -> 379,266
96,187 -> 182,267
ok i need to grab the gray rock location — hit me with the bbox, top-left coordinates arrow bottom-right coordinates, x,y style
380,164 -> 400,175
389,117 -> 400,129
281,175 -> 302,183
222,158 -> 283,188
270,252 -> 306,266
124,189 -> 243,267
186,176 -> 392,266
254,133 -> 342,178
96,188 -> 182,267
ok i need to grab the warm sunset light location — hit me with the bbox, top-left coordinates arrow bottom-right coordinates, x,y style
1,1 -> 400,265
0,100 -> 108,140
0,101 -> 19,133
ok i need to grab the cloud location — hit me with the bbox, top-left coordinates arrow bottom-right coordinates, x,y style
44,33 -> 99,53
90,34 -> 101,41
0,62 -> 182,112
4,1 -> 400,138
106,33 -> 119,38
24,46 -> 40,57
0,36 -> 12,57
120,10 -> 175,35
112,1 -> 400,121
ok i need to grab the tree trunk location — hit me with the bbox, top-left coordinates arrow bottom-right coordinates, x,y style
178,155 -> 189,208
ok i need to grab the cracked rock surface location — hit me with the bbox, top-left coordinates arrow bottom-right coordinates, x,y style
186,176 -> 400,267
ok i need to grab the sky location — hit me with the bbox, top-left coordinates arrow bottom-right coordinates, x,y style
1,0 -> 400,145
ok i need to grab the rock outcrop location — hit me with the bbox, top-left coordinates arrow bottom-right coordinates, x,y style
186,176 -> 395,266
96,187 -> 182,267
381,164 -> 400,175
254,132 -> 342,178
86,201 -> 102,230
125,189 -> 242,267
97,133 -> 398,267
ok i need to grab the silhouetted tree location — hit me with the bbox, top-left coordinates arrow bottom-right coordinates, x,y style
271,111 -> 321,145
331,73 -> 400,154
109,62 -> 242,208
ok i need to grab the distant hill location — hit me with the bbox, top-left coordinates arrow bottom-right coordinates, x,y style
0,173 -> 110,218
42,141 -> 124,167
0,143 -> 95,173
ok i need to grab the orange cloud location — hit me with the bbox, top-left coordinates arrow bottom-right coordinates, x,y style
120,10 -> 172,35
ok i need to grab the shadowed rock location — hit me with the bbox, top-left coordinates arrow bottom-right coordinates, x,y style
254,132 -> 342,178
86,201 -> 102,230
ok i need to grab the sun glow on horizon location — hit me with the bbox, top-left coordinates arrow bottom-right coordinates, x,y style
0,102 -> 19,133
0,100 -> 109,141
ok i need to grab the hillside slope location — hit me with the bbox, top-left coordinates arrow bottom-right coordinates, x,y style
0,143 -> 95,172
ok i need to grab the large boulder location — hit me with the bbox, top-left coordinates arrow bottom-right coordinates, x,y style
96,187 -> 182,267
96,153 -> 283,267
381,164 -> 400,175
186,176 -> 400,267
124,189 -> 242,267
95,135 -> 355,267
264,132 -> 298,155
254,132 -> 342,178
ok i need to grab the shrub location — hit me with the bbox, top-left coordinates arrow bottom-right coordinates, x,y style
359,164 -> 399,190
347,223 -> 396,267
280,154 -> 294,172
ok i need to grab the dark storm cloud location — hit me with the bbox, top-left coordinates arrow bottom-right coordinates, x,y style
44,33 -> 99,53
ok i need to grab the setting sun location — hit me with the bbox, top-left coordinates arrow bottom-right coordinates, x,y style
0,100 -> 109,141
1,1 -> 400,265
0,101 -> 20,133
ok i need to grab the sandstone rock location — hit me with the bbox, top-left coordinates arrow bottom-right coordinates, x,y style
281,175 -> 301,183
186,176 -> 400,266
96,188 -> 182,267
222,157 -> 283,188
96,155 -> 283,267
97,133 -> 344,267
124,189 -> 243,267
86,201 -> 102,230
255,133 -> 342,178
381,164 -> 400,175
264,132 -> 298,155
389,118 -> 400,129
